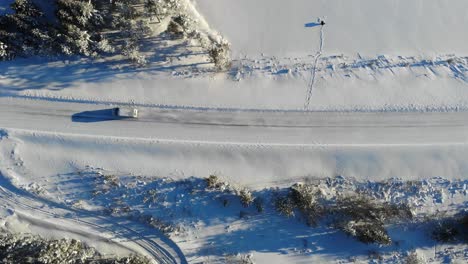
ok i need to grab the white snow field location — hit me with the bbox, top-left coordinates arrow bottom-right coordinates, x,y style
0,0 -> 468,263
194,0 -> 468,57
0,0 -> 466,111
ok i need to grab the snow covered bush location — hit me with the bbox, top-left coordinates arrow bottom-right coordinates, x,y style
224,254 -> 255,264
122,39 -> 147,66
138,214 -> 175,235
238,188 -> 254,207
335,194 -> 413,224
166,14 -> 191,38
274,183 -> 325,225
275,195 -> 295,217
0,231 -> 151,264
144,0 -> 178,22
290,183 -> 324,226
405,251 -> 424,264
205,174 -> 220,189
333,194 -> 412,245
0,41 -> 8,60
95,37 -> 115,54
342,220 -> 392,245
208,40 -> 231,71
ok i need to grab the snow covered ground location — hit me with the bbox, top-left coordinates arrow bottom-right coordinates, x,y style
194,0 -> 468,58
0,1 -> 466,111
1,0 -> 468,263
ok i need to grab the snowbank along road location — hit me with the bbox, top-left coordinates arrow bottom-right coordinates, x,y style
3,96 -> 468,187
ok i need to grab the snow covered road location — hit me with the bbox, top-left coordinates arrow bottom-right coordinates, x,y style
1,97 -> 468,146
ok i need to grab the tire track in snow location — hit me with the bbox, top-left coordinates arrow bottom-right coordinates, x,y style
0,174 -> 187,264
304,24 -> 325,110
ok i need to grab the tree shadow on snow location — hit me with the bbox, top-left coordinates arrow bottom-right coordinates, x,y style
0,34 -> 211,96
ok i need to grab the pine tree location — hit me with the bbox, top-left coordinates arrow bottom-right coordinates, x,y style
10,0 -> 42,17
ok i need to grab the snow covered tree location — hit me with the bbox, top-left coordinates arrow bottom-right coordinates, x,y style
0,41 -> 9,60
95,37 -> 115,53
56,0 -> 94,27
0,0 -> 53,57
55,0 -> 102,56
10,0 -> 42,17
144,0 -> 162,22
122,39 -> 147,66
60,24 -> 92,55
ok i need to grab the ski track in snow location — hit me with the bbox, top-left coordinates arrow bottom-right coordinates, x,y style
304,24 -> 325,110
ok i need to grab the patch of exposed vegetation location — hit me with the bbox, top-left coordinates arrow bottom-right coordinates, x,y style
274,183 -> 413,245
0,231 -> 151,264
333,194 -> 412,245
204,174 -> 256,209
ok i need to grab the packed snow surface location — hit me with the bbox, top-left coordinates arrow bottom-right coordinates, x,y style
194,0 -> 468,57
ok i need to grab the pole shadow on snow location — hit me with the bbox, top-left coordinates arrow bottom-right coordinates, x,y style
71,108 -> 130,123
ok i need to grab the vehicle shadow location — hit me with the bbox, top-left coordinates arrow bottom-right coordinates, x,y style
71,108 -> 130,123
